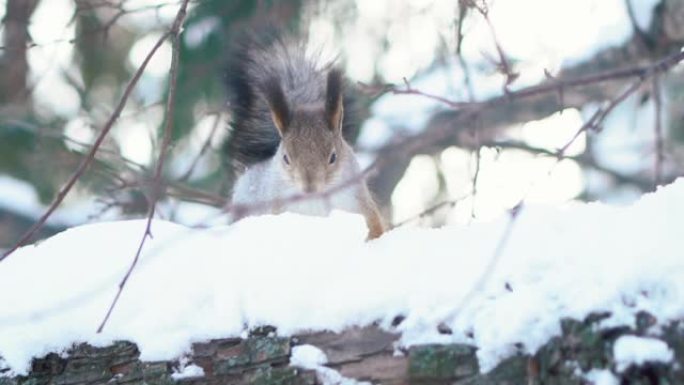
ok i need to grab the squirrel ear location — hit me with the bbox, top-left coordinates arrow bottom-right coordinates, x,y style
261,77 -> 290,136
325,69 -> 344,132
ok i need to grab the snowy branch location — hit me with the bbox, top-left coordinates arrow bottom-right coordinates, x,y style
369,29 -> 684,208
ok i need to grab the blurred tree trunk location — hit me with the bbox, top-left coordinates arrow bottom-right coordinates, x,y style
0,0 -> 40,116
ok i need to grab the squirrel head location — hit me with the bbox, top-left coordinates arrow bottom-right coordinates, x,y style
261,69 -> 348,193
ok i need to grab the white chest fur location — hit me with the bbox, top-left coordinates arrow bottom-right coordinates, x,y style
231,157 -> 363,217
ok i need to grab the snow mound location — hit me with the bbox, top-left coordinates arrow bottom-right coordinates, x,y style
290,345 -> 328,369
613,336 -> 674,371
171,359 -> 205,380
584,369 -> 620,385
1,179 -> 683,375
290,345 -> 369,385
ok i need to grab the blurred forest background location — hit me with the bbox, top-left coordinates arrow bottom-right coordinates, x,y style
1,0 -> 684,250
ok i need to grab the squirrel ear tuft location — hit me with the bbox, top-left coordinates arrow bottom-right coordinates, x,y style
325,69 -> 344,132
261,77 -> 290,136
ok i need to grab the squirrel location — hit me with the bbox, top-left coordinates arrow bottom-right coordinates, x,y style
224,35 -> 385,239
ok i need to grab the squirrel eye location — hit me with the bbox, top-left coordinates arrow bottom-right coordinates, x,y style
329,152 -> 337,165
283,154 -> 290,165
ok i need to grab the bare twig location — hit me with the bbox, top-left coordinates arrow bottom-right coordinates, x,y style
468,0 -> 518,87
556,76 -> 645,159
6,117 -> 227,208
483,140 -> 652,189
0,0 -> 192,53
388,77 -> 471,109
97,0 -> 190,333
391,194 -> 470,228
178,112 -> 222,182
1,27 -> 174,263
455,0 -> 468,55
441,68 -> 661,326
442,202 -> 522,323
652,75 -> 664,188
455,1 -> 475,100
364,49 -> 684,118
226,158 -> 381,223
223,80 -> 637,229
224,49 -> 684,229
625,0 -> 652,51
470,125 -> 482,219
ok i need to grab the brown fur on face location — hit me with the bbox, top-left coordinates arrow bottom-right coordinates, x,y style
278,105 -> 345,193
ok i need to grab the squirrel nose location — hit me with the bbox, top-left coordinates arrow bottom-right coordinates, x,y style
302,173 -> 319,193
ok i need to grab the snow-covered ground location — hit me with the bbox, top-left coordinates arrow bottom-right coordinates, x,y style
1,179 -> 683,376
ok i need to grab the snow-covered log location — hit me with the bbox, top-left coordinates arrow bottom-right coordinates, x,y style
2,180 -> 684,384
1,317 -> 683,385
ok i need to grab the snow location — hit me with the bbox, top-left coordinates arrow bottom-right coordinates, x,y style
171,364 -> 204,379
162,200 -> 225,227
290,345 -> 370,385
290,345 -> 328,369
0,175 -> 46,221
613,335 -> 674,371
0,175 -> 119,227
171,358 -> 205,380
1,179 -> 684,376
584,369 -> 619,385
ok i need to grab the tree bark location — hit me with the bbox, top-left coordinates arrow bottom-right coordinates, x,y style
3,314 -> 682,385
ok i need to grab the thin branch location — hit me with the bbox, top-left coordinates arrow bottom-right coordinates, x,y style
390,136 -> 653,229
455,1 -> 475,100
483,140 -> 652,189
455,0 -> 468,56
470,125 -> 482,219
625,0 -> 652,51
366,38 -> 684,234
5,117 -> 227,208
227,158 -> 381,223
556,76 -> 646,159
1,29 -> 174,263
97,0 -> 190,333
0,0 -> 192,53
394,48 -> 684,163
441,73 -> 657,326
442,202 -> 522,324
391,194 -> 470,229
652,74 -> 664,188
468,0 -> 518,87
178,112 -> 222,182
367,49 -> 684,118
218,77 -> 653,228
388,77 -> 471,109
494,50 -> 684,108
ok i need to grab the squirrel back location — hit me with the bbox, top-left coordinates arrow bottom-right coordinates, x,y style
224,33 -> 384,239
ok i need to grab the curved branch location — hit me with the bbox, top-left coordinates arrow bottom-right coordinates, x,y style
97,0 -> 191,333
369,1 -> 684,207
